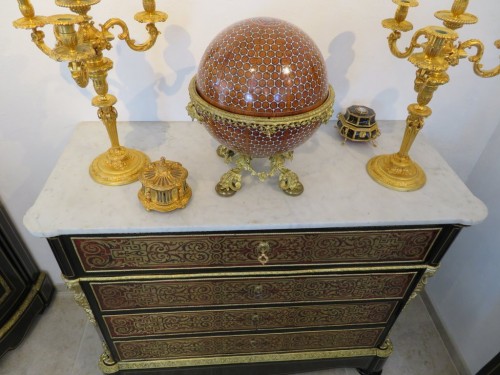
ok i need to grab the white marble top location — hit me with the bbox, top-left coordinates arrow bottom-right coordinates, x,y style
24,121 -> 487,237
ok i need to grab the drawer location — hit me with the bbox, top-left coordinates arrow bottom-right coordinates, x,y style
113,327 -> 384,361
71,228 -> 440,272
90,272 -> 416,311
103,301 -> 397,338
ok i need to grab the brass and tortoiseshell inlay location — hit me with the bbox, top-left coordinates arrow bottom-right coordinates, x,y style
71,229 -> 440,272
91,273 -> 416,311
103,301 -> 397,338
114,328 -> 384,361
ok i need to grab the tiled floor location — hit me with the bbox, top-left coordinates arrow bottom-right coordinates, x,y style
0,292 -> 458,375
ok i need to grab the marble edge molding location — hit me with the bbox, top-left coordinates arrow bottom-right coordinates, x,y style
22,216 -> 488,238
21,120 -> 488,238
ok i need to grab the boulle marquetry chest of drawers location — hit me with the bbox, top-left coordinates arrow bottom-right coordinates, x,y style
24,121 -> 487,375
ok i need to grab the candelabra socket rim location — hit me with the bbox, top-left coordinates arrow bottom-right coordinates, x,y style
409,53 -> 449,72
423,25 -> 459,40
47,14 -> 85,26
434,10 -> 478,29
13,16 -> 48,29
392,0 -> 419,7
55,0 -> 101,9
134,11 -> 168,24
52,43 -> 95,62
382,18 -> 413,32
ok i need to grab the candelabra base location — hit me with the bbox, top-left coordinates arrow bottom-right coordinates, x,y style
366,153 -> 426,192
90,147 -> 150,186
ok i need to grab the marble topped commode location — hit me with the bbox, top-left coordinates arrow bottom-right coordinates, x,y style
23,121 -> 486,375
24,120 -> 486,236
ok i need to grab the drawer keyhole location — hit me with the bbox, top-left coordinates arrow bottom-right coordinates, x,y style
253,284 -> 264,298
256,241 -> 270,265
252,313 -> 260,328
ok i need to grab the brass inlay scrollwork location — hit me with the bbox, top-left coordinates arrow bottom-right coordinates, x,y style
92,273 -> 416,311
114,328 -> 384,361
71,228 -> 440,272
103,301 -> 397,338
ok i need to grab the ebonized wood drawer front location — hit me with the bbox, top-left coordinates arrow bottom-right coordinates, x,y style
90,272 -> 416,312
113,328 -> 385,361
103,301 -> 398,338
70,229 -> 440,273
0,251 -> 27,325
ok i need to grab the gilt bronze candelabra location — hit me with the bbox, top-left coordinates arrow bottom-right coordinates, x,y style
367,0 -> 499,191
13,0 -> 167,185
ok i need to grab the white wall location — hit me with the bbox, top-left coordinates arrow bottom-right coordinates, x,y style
427,120 -> 500,374
1,0 -> 499,371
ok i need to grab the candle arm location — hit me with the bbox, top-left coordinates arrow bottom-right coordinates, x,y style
458,39 -> 500,78
388,29 -> 425,59
30,29 -> 58,60
101,19 -> 160,52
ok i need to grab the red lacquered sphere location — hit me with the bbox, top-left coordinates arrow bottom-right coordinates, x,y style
189,17 -> 334,158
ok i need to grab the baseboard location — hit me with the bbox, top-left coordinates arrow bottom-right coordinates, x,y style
421,290 -> 471,375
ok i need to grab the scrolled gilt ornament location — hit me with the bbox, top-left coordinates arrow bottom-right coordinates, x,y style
64,277 -> 96,325
408,266 -> 439,303
188,77 -> 335,137
458,39 -> 500,78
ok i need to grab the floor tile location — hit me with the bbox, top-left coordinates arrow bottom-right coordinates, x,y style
72,322 -> 103,375
0,292 -> 458,375
382,297 -> 458,375
0,293 -> 87,375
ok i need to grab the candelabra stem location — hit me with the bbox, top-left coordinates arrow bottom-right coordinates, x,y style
86,55 -> 149,185
98,107 -> 120,149
367,25 -> 458,191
